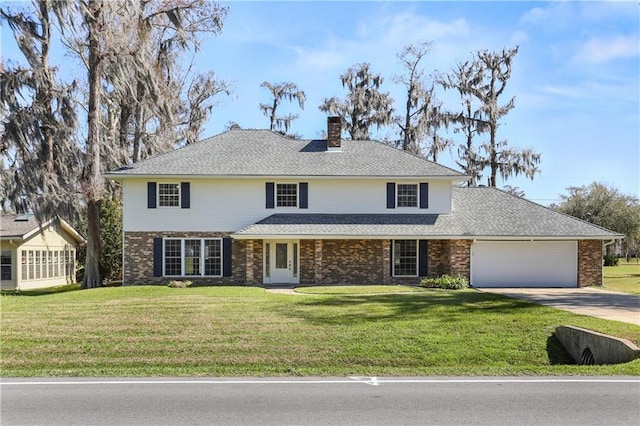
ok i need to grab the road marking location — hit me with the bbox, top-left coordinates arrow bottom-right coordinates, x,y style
1,378 -> 639,386
349,376 -> 379,386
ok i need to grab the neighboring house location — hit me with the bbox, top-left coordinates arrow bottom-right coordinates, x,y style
0,213 -> 84,290
105,117 -> 623,288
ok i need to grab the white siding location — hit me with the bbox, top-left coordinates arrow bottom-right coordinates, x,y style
123,178 -> 454,232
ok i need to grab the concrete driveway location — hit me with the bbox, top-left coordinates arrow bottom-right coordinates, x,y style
478,287 -> 640,326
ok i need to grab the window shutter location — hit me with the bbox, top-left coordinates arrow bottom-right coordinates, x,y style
181,182 -> 190,209
390,240 -> 394,276
153,238 -> 163,277
419,183 -> 429,209
147,182 -> 157,209
418,240 -> 428,276
222,237 -> 232,277
265,182 -> 275,209
299,182 -> 308,209
386,183 -> 396,209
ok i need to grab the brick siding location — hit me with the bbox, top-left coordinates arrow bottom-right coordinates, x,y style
449,239 -> 472,280
578,240 -> 603,287
124,234 -> 474,286
123,231 -> 249,286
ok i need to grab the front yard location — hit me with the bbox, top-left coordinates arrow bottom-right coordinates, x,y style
1,285 -> 639,377
604,259 -> 640,294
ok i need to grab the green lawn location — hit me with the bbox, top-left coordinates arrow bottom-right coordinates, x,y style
604,259 -> 640,294
2,285 -> 639,377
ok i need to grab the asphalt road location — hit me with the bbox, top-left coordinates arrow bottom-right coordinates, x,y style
1,377 -> 639,425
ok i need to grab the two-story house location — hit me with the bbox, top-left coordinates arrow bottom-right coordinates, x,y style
105,117 -> 622,288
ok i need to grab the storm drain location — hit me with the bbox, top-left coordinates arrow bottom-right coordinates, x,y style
580,347 -> 595,365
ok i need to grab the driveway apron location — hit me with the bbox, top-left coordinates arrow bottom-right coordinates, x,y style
478,288 -> 640,326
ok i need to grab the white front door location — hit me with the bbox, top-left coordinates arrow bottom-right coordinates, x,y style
264,240 -> 299,285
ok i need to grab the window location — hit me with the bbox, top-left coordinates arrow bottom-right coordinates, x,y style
42,251 -> 48,278
21,251 -> 27,281
28,250 -> 34,280
393,240 -> 417,276
164,239 -> 182,276
293,242 -> 298,278
1,250 -> 11,281
158,183 -> 180,207
164,238 -> 222,277
204,240 -> 222,276
35,251 -> 41,279
54,251 -> 59,277
184,239 -> 201,276
276,183 -> 297,207
397,184 -> 418,207
48,250 -> 53,278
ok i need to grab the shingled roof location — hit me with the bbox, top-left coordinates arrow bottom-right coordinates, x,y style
0,214 -> 85,243
105,129 -> 465,178
233,187 -> 623,239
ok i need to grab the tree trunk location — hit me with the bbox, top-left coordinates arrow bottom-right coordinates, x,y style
132,81 -> 145,163
489,123 -> 497,187
82,0 -> 103,289
403,86 -> 412,151
83,199 -> 102,288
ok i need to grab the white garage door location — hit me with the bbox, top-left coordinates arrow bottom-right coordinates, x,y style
471,241 -> 577,288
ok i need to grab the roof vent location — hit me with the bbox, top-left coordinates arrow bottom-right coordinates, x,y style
15,213 -> 34,222
327,116 -> 342,152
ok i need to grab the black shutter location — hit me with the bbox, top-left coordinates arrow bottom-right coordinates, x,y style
265,182 -> 275,209
222,237 -> 232,277
386,183 -> 396,209
147,182 -> 157,209
418,240 -> 428,276
299,182 -> 308,209
419,183 -> 429,209
390,240 -> 394,276
153,237 -> 163,277
181,182 -> 190,209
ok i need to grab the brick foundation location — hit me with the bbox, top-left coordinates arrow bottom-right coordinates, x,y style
578,240 -> 603,287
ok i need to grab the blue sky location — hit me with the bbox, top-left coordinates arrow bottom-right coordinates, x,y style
196,1 -> 638,205
2,1 -> 638,205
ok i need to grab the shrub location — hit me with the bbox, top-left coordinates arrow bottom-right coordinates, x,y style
603,255 -> 619,266
420,274 -> 469,290
167,280 -> 193,288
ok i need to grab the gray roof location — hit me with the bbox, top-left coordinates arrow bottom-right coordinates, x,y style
234,187 -> 623,239
105,129 -> 464,178
0,214 -> 85,243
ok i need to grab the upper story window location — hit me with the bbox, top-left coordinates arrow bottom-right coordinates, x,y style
387,182 -> 428,210
158,183 -> 180,207
397,184 -> 418,207
276,183 -> 298,207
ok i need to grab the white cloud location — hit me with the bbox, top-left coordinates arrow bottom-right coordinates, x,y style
573,35 -> 639,64
290,11 -> 472,76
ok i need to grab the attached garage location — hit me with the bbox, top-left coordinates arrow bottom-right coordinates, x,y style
471,240 -> 578,288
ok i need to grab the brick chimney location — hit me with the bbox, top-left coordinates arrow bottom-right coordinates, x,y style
327,116 -> 342,151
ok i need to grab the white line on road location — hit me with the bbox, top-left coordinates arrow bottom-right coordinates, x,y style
1,378 -> 639,386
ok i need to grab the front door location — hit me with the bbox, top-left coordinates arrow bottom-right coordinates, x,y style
264,240 -> 299,285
